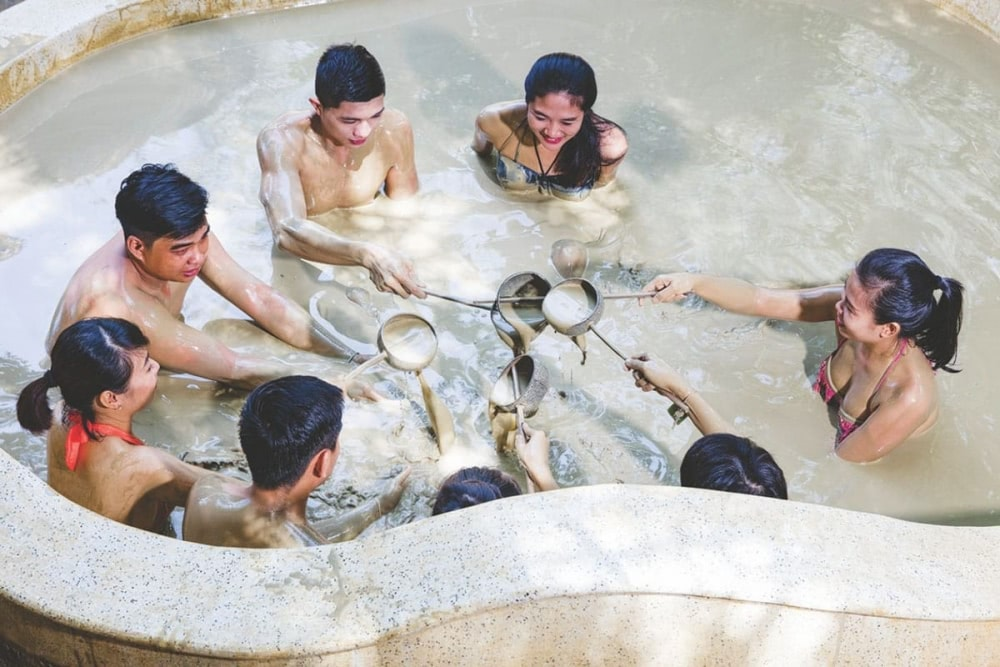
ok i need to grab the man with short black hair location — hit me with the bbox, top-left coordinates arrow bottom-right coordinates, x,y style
257,43 -> 425,298
47,163 -> 359,389
183,375 -> 409,547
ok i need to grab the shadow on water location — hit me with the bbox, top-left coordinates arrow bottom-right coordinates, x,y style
614,101 -> 689,183
400,22 -> 515,140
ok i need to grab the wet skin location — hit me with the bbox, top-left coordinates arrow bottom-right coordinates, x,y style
257,97 -> 425,298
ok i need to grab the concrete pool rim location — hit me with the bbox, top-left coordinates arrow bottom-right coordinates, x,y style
1,0 -> 999,663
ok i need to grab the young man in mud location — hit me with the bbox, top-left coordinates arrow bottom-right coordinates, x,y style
47,163 -> 362,390
183,375 -> 410,547
257,43 -> 426,299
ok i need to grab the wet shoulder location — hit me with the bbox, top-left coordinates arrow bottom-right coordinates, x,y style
599,122 -> 628,162
478,101 -> 525,139
878,345 -> 938,411
258,111 -> 311,153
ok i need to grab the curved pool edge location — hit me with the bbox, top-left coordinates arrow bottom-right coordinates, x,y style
0,0 -> 340,112
2,0 -> 1000,662
2,449 -> 1000,663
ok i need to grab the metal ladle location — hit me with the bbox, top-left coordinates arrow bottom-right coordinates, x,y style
541,278 -> 628,358
490,354 -> 550,435
424,289 -> 494,311
542,279 -> 688,424
490,271 -> 551,355
343,313 -> 438,382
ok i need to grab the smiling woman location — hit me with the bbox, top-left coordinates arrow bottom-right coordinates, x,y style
472,52 -> 628,200
640,248 -> 965,463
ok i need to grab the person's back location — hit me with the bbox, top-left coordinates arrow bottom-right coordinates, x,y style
183,375 -> 408,548
183,474 -> 317,547
19,318 -> 209,533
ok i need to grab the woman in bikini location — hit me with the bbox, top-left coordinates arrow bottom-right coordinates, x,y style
17,317 -> 209,532
634,248 -> 964,463
472,52 -> 628,201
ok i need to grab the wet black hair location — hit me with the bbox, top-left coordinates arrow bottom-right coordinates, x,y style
239,375 -> 344,490
855,248 -> 963,372
115,163 -> 208,245
432,466 -> 522,515
315,43 -> 386,109
680,434 -> 787,500
17,318 -> 149,442
523,52 -> 624,188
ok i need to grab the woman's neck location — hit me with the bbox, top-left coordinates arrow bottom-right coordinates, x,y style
88,406 -> 133,433
857,335 -> 904,363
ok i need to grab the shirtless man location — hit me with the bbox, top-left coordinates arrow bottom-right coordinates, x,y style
257,43 -> 426,298
47,163 -> 359,390
183,375 -> 410,547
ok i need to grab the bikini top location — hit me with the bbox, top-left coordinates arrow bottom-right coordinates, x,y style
64,411 -> 144,471
494,121 -> 594,201
812,340 -> 907,445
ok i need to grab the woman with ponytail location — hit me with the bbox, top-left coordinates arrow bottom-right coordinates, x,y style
17,317 -> 208,532
473,52 -> 627,201
635,248 -> 964,463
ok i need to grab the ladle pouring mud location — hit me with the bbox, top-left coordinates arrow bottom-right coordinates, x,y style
490,355 -> 549,439
342,313 -> 438,382
542,279 -> 688,424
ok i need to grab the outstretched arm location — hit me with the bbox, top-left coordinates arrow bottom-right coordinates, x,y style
312,467 -> 411,542
197,234 -> 359,361
98,290 -> 307,389
625,355 -> 732,437
640,273 -> 842,323
136,448 -> 214,509
257,127 -> 424,297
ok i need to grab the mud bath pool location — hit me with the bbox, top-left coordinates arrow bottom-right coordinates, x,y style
1,0 -> 1000,663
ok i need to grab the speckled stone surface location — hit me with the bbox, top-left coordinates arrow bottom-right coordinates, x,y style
929,0 -> 1000,37
3,448 -> 1000,663
1,0 -> 1000,663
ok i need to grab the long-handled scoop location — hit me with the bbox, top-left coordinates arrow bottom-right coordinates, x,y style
424,289 -> 494,311
480,290 -> 656,305
490,272 -> 551,355
542,279 -> 688,423
490,355 -> 549,436
343,313 -> 438,382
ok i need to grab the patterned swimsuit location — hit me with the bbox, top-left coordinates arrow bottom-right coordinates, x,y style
494,121 -> 594,201
812,341 -> 907,445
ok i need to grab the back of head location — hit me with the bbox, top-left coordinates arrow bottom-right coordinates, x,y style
239,375 -> 344,490
524,52 -> 597,110
680,434 -> 787,499
315,43 -> 386,108
115,163 -> 208,245
17,318 -> 149,435
856,247 -> 964,372
432,467 -> 522,515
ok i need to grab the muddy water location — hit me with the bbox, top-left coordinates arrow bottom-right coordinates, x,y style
0,0 -> 998,526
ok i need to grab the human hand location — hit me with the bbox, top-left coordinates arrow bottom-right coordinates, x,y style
639,273 -> 696,306
362,244 -> 426,299
514,424 -> 551,477
624,355 -> 688,402
338,375 -> 384,402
